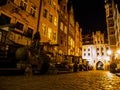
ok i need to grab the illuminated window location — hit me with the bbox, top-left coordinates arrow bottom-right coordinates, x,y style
20,0 -> 28,10
48,27 -> 52,39
30,3 -> 36,17
54,17 -> 57,26
42,23 -> 47,36
68,36 -> 71,45
64,26 -> 67,34
60,22 -> 63,31
43,9 -> 48,18
71,39 -> 74,47
49,14 -> 53,22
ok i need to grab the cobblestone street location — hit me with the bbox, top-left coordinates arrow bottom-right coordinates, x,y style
0,70 -> 120,90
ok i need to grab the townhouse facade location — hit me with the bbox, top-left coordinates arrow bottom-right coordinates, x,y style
82,31 -> 110,70
38,0 -> 59,54
0,0 -> 41,67
105,0 -> 120,60
0,0 -> 83,67
68,4 -> 75,56
57,0 -> 68,55
0,0 -> 40,46
105,0 -> 116,50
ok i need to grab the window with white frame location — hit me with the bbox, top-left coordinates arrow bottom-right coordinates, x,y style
30,3 -> 36,17
20,0 -> 28,10
43,9 -> 48,18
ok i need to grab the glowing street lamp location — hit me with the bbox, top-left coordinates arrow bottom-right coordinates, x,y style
117,50 -> 120,54
107,50 -> 112,56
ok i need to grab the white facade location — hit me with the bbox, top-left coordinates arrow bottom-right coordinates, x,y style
82,31 -> 110,70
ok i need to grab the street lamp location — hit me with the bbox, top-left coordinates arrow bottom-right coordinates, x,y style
117,50 -> 120,54
108,49 -> 120,73
107,50 -> 112,56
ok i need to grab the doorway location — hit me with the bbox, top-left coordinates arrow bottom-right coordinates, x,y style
96,61 -> 104,70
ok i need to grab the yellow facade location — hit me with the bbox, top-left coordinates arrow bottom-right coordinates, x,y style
0,0 -> 82,59
39,0 -> 59,45
68,6 -> 75,55
0,0 -> 41,46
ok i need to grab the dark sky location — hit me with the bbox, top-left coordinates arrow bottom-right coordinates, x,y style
72,0 -> 107,34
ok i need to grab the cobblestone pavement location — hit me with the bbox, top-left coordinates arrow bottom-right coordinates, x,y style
0,70 -> 120,90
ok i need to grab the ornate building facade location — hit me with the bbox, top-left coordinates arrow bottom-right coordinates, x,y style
82,31 -> 110,70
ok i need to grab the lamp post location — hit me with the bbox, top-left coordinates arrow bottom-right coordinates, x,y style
107,49 -> 120,73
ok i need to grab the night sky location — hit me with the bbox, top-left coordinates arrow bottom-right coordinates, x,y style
72,0 -> 107,35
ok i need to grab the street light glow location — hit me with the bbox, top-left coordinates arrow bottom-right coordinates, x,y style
107,50 -> 112,55
117,50 -> 120,54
